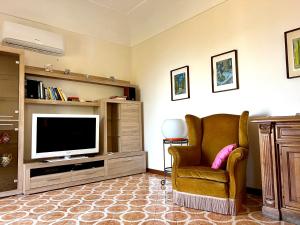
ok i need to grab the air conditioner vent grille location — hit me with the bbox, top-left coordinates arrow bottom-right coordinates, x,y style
1,21 -> 64,56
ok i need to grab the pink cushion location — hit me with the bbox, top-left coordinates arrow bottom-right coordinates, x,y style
211,144 -> 237,169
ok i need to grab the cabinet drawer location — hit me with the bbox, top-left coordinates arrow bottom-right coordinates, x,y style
30,172 -> 72,189
119,136 -> 141,152
30,167 -> 105,189
118,121 -> 140,136
120,104 -> 140,121
71,167 -> 105,182
107,155 -> 145,177
276,124 -> 300,141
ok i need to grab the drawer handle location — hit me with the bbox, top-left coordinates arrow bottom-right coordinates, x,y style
48,177 -> 64,182
82,172 -> 96,176
123,159 -> 134,162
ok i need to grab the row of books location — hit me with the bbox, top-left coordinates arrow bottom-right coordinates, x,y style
45,87 -> 67,101
25,79 -> 67,101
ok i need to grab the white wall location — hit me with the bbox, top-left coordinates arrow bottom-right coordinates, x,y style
131,0 -> 300,188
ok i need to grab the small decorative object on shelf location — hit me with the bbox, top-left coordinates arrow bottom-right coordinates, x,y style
64,69 -> 70,75
67,96 -> 80,102
0,132 -> 10,144
109,96 -> 127,100
44,64 -> 53,72
0,153 -> 12,167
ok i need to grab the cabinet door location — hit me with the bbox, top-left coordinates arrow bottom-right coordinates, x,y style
120,104 -> 139,121
0,51 -> 20,193
119,136 -> 141,152
0,52 -> 19,119
119,103 -> 142,152
280,145 -> 300,209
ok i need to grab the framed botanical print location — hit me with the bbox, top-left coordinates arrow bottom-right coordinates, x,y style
170,66 -> 190,101
285,27 -> 300,78
211,50 -> 239,93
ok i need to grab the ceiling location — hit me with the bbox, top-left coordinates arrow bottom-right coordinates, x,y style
0,0 -> 227,46
88,0 -> 145,15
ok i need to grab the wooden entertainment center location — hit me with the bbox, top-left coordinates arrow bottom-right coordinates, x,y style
0,45 -> 146,196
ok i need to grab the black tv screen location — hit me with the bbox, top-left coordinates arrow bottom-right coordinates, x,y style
32,114 -> 99,159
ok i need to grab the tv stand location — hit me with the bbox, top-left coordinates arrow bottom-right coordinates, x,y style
46,156 -> 88,162
23,151 -> 146,194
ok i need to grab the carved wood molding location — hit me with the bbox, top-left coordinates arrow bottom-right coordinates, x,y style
259,123 -> 272,134
260,134 -> 275,207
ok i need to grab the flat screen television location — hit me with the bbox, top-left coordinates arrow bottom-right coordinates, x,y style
31,114 -> 99,159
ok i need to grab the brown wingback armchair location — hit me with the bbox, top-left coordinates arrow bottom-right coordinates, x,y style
168,111 -> 249,215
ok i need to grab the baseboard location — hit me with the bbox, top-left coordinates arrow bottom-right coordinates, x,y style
146,168 -> 262,196
146,168 -> 169,176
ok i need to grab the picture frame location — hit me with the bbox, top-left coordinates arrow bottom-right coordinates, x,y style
170,66 -> 190,101
285,27 -> 300,79
211,50 -> 239,93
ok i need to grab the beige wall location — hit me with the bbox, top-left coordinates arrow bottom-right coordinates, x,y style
0,13 -> 131,160
0,13 -> 131,80
131,0 -> 300,188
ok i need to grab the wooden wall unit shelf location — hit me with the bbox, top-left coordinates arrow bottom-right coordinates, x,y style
25,66 -> 134,88
21,66 -> 145,194
0,49 -> 145,196
25,98 -> 99,107
252,116 -> 300,224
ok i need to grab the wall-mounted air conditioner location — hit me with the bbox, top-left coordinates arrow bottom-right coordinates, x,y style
2,21 -> 64,56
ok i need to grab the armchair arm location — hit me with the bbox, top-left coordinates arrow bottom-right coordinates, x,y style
226,147 -> 248,199
168,145 -> 200,190
168,145 -> 200,168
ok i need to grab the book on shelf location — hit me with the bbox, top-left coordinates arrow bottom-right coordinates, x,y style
25,79 -> 67,101
25,79 -> 40,99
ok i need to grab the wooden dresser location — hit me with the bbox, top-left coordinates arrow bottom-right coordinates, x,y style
253,116 -> 300,224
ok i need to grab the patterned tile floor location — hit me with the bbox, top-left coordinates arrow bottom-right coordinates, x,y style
0,173 -> 295,225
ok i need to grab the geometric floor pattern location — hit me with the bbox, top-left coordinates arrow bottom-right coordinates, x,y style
0,173 -> 295,225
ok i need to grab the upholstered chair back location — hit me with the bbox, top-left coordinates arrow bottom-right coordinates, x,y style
185,111 -> 249,168
201,114 -> 240,167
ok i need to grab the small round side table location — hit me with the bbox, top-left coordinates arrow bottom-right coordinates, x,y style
161,138 -> 188,186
